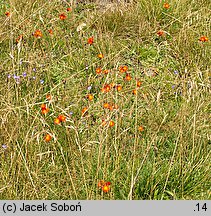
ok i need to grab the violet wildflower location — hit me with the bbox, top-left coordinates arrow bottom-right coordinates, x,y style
2,144 -> 7,149
87,85 -> 92,91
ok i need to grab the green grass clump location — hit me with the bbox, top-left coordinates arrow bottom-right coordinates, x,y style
0,0 -> 210,200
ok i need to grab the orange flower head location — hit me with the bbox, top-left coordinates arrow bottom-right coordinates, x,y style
41,104 -> 46,109
108,104 -> 113,111
132,89 -> 137,95
119,65 -> 128,73
116,85 -> 122,91
138,126 -> 144,132
163,3 -> 170,9
87,94 -> 94,101
67,7 -> 72,12
101,84 -> 111,93
48,29 -> 53,35
44,134 -> 52,142
82,107 -> 88,116
41,104 -> 49,114
59,13 -> 67,20
33,30 -> 42,38
97,180 -> 105,188
46,94 -> 52,101
204,36 -> 209,42
125,73 -> 132,81
109,120 -> 115,127
96,67 -> 102,74
16,35 -> 23,44
41,107 -> 49,114
103,69 -> 109,74
58,115 -> 66,122
102,185 -> 110,193
137,81 -> 142,87
54,118 -> 61,125
5,11 -> 10,17
87,37 -> 94,45
98,53 -> 104,59
199,36 -> 208,42
103,103 -> 110,109
157,30 -> 164,36
105,181 -> 111,186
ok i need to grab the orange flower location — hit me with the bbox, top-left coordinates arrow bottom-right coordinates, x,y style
137,80 -> 142,87
46,94 -> 52,101
41,104 -> 46,109
132,89 -> 137,95
116,85 -> 122,91
59,13 -> 67,20
82,107 -> 88,116
101,84 -> 111,93
157,30 -> 164,36
163,3 -> 170,9
33,30 -> 42,38
16,35 -> 23,44
199,36 -> 208,42
119,65 -> 128,73
87,94 -> 94,101
67,7 -> 72,12
48,29 -> 53,35
44,134 -> 52,142
103,103 -> 110,109
98,53 -> 104,59
124,73 -> 132,81
109,120 -> 115,127
54,118 -> 61,125
87,37 -> 94,45
5,11 -> 10,17
103,69 -> 110,74
102,185 -> 110,193
98,180 -> 111,191
58,115 -> 66,122
98,180 -> 104,188
96,67 -> 102,74
108,104 -> 114,111
138,126 -> 144,132
41,107 -> 49,114
41,104 -> 49,114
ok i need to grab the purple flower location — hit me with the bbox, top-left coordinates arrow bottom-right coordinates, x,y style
69,111 -> 73,116
33,68 -> 36,72
2,144 -> 7,149
14,75 -> 21,84
172,85 -> 176,89
7,74 -> 11,79
40,79 -> 44,84
87,85 -> 92,91
22,72 -> 27,77
174,70 -> 179,75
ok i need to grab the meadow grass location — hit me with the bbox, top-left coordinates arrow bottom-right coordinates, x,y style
0,0 -> 210,200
